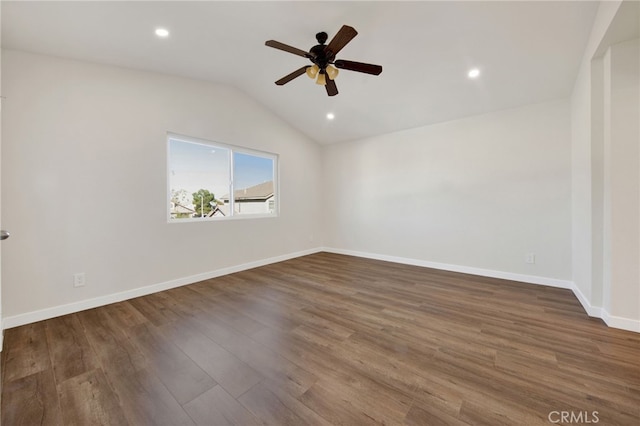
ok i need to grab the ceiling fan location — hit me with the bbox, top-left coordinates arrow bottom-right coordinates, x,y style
265,25 -> 383,97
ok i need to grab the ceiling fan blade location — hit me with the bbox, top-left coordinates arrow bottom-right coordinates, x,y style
265,40 -> 310,58
275,66 -> 310,85
325,77 -> 338,96
325,25 -> 358,57
334,59 -> 382,75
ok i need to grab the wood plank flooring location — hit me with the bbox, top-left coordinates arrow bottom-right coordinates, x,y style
2,252 -> 639,425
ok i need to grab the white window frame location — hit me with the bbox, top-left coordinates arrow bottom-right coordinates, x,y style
167,132 -> 279,223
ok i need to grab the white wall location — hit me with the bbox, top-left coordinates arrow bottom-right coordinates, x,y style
0,7 -> 3,351
570,1 -> 622,314
1,50 -> 322,323
571,0 -> 640,331
323,100 -> 572,282
571,60 -> 594,305
590,56 -> 605,310
603,38 -> 640,323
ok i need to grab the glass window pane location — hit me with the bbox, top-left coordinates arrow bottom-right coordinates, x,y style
232,152 -> 275,216
169,139 -> 230,219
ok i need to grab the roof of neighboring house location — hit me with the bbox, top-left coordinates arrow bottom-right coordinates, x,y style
207,204 -> 229,217
222,181 -> 274,202
171,203 -> 195,214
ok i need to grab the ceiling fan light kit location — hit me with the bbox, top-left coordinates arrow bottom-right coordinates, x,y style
316,71 -> 327,86
325,65 -> 339,80
265,25 -> 382,97
306,64 -> 319,79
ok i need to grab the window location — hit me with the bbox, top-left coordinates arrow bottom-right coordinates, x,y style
168,133 -> 277,221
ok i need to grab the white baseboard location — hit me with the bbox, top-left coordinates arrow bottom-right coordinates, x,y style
601,310 -> 640,332
3,247 -> 638,335
570,283 -> 603,318
322,247 -> 640,333
322,247 -> 573,288
562,282 -> 639,333
2,247 -> 322,331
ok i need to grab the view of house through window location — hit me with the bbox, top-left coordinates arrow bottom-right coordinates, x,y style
168,134 -> 277,221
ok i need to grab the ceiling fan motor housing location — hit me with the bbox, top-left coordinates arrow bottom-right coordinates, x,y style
310,44 -> 331,69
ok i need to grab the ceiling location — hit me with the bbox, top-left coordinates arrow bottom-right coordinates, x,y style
2,1 -> 599,144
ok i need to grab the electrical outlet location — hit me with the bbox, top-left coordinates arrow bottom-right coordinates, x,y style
525,253 -> 536,264
73,272 -> 86,287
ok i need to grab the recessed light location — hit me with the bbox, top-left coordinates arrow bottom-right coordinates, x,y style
468,68 -> 480,79
155,28 -> 170,38
326,113 -> 335,120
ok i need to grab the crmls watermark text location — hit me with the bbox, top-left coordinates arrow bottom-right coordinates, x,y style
548,410 -> 599,424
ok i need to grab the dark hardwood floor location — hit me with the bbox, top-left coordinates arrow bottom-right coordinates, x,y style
2,252 -> 639,425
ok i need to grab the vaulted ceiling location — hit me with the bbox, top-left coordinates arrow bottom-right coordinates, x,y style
2,1 -> 599,144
